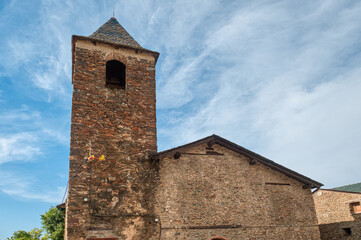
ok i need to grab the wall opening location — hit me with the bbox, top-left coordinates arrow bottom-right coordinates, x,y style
211,238 -> 227,240
106,60 -> 126,89
350,202 -> 361,214
343,227 -> 352,235
265,182 -> 290,186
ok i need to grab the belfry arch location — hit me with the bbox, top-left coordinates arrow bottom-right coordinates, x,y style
105,59 -> 126,88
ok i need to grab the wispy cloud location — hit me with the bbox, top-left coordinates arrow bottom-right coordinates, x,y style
0,105 -> 68,201
41,128 -> 69,144
0,0 -> 360,200
156,1 -> 361,187
0,0 -> 76,98
0,106 -> 42,164
0,171 -> 65,203
0,105 -> 41,123
0,133 -> 41,164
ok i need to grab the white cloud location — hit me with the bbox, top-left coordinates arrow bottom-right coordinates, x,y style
144,0 -> 222,108
158,52 -> 208,109
41,128 -> 69,144
157,1 -> 361,188
0,0 -> 360,200
0,0 -> 78,98
0,105 -> 41,123
6,41 -> 36,68
0,106 -> 68,201
0,171 -> 65,203
258,68 -> 361,186
0,133 -> 41,164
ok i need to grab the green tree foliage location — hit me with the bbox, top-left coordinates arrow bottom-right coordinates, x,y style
7,206 -> 64,240
7,230 -> 32,240
40,207 -> 65,240
6,228 -> 48,240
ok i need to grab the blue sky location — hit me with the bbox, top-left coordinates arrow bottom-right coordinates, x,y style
1,0 -> 361,238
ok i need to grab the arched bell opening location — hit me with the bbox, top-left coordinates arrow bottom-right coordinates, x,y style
106,60 -> 126,89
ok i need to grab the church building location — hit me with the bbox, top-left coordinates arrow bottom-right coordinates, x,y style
65,17 -> 323,240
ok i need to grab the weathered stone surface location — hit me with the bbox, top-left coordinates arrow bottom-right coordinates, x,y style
313,189 -> 361,239
154,144 -> 321,240
66,37 -> 158,240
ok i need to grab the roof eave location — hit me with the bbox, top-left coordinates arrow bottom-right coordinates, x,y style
313,188 -> 361,194
72,35 -> 160,63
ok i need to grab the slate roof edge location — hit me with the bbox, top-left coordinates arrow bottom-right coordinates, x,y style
152,134 -> 323,188
313,188 -> 361,194
332,182 -> 361,192
72,35 -> 160,62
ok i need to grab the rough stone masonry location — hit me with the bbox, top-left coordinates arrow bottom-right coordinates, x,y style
65,17 -> 323,240
66,20 -> 160,239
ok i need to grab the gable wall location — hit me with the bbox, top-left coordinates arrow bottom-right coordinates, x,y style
154,143 -> 321,240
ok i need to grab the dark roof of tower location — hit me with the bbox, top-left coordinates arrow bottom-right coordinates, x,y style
151,134 -> 323,188
89,17 -> 142,49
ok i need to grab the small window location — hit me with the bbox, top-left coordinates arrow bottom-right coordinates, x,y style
106,60 -> 126,89
211,238 -> 226,240
343,227 -> 352,235
350,202 -> 361,214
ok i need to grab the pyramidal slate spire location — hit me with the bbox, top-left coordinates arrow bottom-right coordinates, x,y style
89,17 -> 142,48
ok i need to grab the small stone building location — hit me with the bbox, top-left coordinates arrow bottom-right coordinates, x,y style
313,183 -> 361,240
65,17 -> 323,240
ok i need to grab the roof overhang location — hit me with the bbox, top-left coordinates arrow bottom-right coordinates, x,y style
313,188 -> 361,195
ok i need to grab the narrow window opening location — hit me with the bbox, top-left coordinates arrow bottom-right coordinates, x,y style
350,202 -> 361,214
106,60 -> 126,89
343,228 -> 352,235
211,238 -> 226,240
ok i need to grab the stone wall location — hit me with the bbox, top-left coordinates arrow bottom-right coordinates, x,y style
154,143 -> 321,240
66,38 -> 158,240
66,35 -> 322,240
313,189 -> 361,240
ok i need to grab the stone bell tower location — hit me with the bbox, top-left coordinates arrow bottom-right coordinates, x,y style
66,18 -> 159,240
